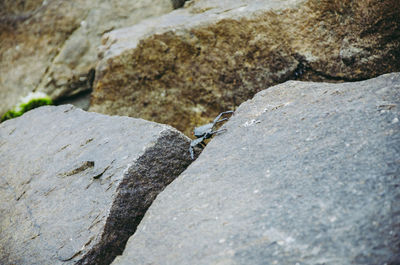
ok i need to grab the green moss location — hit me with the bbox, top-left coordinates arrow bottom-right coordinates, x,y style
1,97 -> 53,122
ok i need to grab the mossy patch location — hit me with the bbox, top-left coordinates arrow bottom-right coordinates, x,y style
1,93 -> 53,122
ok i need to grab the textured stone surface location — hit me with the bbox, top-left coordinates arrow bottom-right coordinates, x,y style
0,0 -> 183,116
0,105 -> 192,265
90,0 -> 400,136
112,73 -> 400,265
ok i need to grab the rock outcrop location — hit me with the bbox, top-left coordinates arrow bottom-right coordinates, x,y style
0,0 -> 185,116
90,0 -> 400,135
112,73 -> 400,265
0,105 -> 192,265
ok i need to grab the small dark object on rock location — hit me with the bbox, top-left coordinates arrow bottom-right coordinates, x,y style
189,111 -> 233,159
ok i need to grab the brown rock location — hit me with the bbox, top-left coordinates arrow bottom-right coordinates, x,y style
0,0 -> 183,116
90,0 -> 400,136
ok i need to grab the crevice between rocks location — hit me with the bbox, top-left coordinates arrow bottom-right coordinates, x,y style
290,54 -> 368,83
171,0 -> 188,9
53,70 -> 94,111
305,67 -> 370,82
76,129 -> 192,265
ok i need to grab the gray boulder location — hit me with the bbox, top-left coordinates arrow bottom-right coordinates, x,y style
112,73 -> 400,265
0,105 -> 192,265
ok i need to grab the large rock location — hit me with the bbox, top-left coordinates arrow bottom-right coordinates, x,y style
112,73 -> 400,264
90,0 -> 400,136
0,105 -> 192,265
0,0 -> 184,116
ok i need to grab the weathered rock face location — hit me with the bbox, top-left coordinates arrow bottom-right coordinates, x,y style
112,73 -> 400,265
0,105 -> 192,265
90,0 -> 400,136
0,0 -> 184,116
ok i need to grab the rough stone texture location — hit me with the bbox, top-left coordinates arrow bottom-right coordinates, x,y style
112,73 -> 400,265
90,0 -> 400,136
0,0 -> 184,117
0,105 -> 192,265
